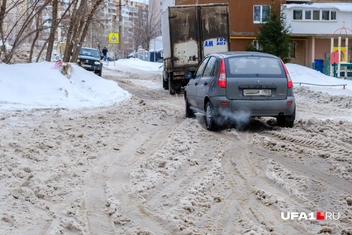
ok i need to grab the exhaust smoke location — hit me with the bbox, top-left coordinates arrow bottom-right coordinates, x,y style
217,109 -> 251,130
194,109 -> 252,130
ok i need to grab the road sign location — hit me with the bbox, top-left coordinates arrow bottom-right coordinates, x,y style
108,33 -> 119,44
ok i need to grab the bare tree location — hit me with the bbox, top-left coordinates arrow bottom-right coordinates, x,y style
0,0 -> 52,63
0,0 -> 103,64
29,13 -> 41,62
62,0 -> 104,63
45,0 -> 58,61
133,1 -> 161,52
73,0 -> 104,60
62,0 -> 80,62
0,0 -> 71,63
89,8 -> 116,54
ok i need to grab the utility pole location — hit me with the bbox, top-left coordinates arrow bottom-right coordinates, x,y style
119,0 -> 122,58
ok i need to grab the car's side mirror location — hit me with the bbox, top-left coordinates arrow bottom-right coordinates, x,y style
184,71 -> 193,79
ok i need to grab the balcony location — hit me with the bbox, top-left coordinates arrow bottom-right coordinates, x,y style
122,5 -> 138,14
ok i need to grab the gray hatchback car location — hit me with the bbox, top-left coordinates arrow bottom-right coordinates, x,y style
184,51 -> 296,131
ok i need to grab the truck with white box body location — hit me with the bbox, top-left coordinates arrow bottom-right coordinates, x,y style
161,3 -> 230,94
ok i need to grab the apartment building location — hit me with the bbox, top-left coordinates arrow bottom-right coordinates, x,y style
172,0 -> 286,52
85,0 -> 119,54
150,0 -> 164,15
113,0 -> 148,57
168,0 -> 352,73
149,0 -> 163,36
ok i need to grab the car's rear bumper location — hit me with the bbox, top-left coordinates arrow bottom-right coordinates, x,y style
210,96 -> 296,117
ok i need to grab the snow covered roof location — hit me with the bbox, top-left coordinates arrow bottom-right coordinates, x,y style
285,3 -> 352,12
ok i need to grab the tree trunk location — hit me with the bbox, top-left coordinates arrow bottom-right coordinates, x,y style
29,16 -> 41,63
63,0 -> 85,62
70,3 -> 88,62
2,0 -> 50,63
45,0 -> 58,62
71,0 -> 104,62
36,40 -> 48,62
0,0 -> 8,61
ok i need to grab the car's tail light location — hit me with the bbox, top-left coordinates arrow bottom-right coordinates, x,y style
281,60 -> 293,89
218,59 -> 226,88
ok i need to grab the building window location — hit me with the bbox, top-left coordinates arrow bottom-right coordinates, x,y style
322,10 -> 337,20
293,10 -> 302,20
293,9 -> 337,21
313,10 -> 320,20
254,5 -> 270,23
305,10 -> 311,20
322,10 -> 329,20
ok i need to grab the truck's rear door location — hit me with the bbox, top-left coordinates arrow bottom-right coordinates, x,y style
169,6 -> 200,69
200,4 -> 230,57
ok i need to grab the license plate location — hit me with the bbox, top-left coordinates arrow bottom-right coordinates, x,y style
83,64 -> 92,68
243,89 -> 271,97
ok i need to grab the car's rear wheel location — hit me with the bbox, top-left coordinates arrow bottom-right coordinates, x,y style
185,95 -> 194,118
277,106 -> 295,128
205,102 -> 217,131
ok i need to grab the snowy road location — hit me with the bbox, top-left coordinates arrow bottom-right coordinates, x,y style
0,67 -> 351,235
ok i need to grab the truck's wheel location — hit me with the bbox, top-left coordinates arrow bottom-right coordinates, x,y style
175,80 -> 182,94
169,73 -> 175,95
162,72 -> 169,90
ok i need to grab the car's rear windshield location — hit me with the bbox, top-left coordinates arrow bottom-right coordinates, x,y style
225,56 -> 283,76
79,48 -> 100,58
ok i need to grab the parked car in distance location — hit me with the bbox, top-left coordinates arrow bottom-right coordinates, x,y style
184,51 -> 296,131
77,47 -> 103,76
